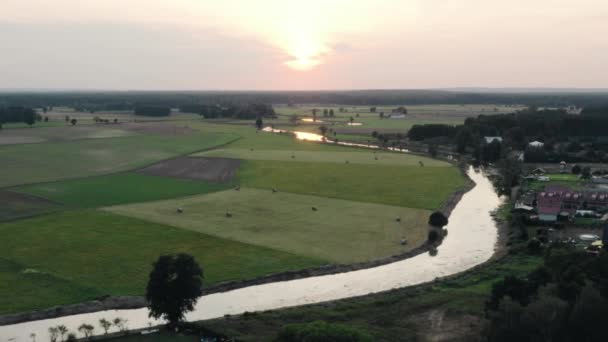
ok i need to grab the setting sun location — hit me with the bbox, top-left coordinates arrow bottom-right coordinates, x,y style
278,14 -> 330,71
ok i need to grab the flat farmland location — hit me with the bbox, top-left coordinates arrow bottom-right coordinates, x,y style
195,148 -> 450,167
15,172 -> 231,208
0,132 -> 238,188
237,160 -> 465,210
0,210 -> 323,315
104,188 -> 431,264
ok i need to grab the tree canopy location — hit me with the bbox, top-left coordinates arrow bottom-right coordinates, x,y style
146,253 -> 204,325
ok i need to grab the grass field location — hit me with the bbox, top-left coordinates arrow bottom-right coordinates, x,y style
0,132 -> 238,188
15,173 -> 231,208
190,122 -> 363,152
195,149 -> 450,167
269,104 -> 522,136
0,210 -> 323,315
237,160 -> 464,210
0,125 -> 135,145
104,188 -> 430,263
528,173 -> 583,191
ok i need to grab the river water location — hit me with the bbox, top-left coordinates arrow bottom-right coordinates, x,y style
1,165 -> 501,341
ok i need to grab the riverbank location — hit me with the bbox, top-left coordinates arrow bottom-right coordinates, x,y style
199,202 -> 527,342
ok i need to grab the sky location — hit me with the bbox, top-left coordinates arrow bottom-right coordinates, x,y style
1,0 -> 607,90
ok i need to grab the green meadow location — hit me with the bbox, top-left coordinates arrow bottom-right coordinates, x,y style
15,173 -> 231,208
104,188 -> 430,264
237,160 -> 464,210
0,210 -> 323,315
195,149 -> 450,167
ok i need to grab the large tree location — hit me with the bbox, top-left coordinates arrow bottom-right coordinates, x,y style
146,254 -> 203,325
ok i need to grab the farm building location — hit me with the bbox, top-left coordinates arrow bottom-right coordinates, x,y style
537,185 -> 608,222
484,136 -> 503,144
529,141 -> 545,148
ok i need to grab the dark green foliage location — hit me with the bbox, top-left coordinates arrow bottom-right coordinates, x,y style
146,254 -> 203,325
428,211 -> 448,227
482,140 -> 502,163
486,248 -> 608,342
428,143 -> 438,157
276,321 -> 372,342
255,117 -> 264,130
408,124 -> 458,141
427,230 -> 440,243
135,105 -> 171,117
0,106 -> 36,124
496,157 -> 522,196
581,166 -> 591,179
571,164 -> 581,174
196,103 -> 276,120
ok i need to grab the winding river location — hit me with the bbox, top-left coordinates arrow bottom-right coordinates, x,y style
1,160 -> 501,341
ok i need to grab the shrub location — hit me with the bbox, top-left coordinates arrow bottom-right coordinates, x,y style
428,211 -> 448,227
276,321 -> 372,342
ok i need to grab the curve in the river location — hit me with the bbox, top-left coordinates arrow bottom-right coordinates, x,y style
0,167 -> 500,341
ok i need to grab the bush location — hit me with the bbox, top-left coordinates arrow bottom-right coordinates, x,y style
428,211 -> 448,227
276,321 -> 372,342
428,230 -> 440,243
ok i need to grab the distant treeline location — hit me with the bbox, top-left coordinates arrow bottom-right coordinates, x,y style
409,109 -> 608,142
134,105 -> 171,117
2,90 -> 608,109
180,103 -> 276,119
408,109 -> 608,163
0,106 -> 38,124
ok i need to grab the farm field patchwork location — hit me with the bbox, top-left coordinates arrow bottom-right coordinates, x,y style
194,149 -> 450,167
237,160 -> 465,210
189,122 -> 363,152
0,210 -> 323,315
104,188 -> 431,264
0,125 -> 135,145
14,173 -> 231,208
0,132 -> 239,188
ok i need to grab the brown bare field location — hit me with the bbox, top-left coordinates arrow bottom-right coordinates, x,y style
0,190 -> 59,221
137,157 -> 241,182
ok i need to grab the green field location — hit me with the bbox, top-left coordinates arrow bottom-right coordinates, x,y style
0,118 -> 468,315
0,132 -> 238,188
195,149 -> 450,167
0,125 -> 136,145
15,173 -> 231,208
528,173 -> 582,191
237,160 -> 464,210
104,188 -> 430,264
0,210 -> 323,314
269,104 -> 521,137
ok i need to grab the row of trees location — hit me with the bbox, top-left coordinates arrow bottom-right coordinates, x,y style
46,317 -> 127,341
0,106 -> 38,126
6,90 -> 608,108
134,105 -> 171,117
182,103 -> 276,120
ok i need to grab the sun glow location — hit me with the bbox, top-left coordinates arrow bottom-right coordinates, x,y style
281,20 -> 330,71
